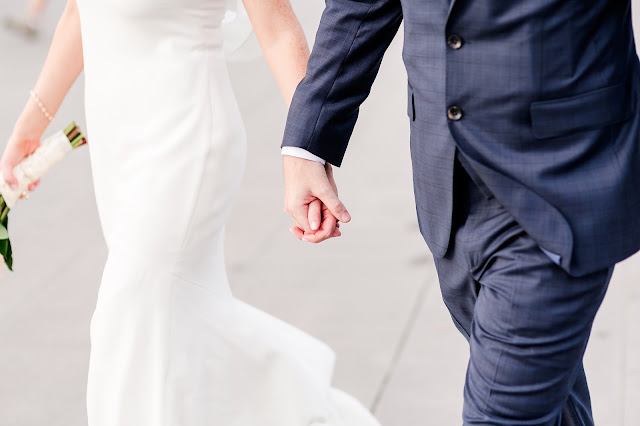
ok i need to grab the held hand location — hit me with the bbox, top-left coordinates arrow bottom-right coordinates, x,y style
1,130 -> 42,197
283,155 -> 350,244
289,199 -> 342,243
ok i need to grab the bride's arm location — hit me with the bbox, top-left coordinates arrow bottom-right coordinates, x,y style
242,0 -> 309,107
1,0 -> 83,190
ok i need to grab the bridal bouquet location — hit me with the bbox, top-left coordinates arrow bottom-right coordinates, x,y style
0,122 -> 86,271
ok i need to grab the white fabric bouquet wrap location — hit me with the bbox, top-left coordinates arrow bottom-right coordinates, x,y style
0,130 -> 72,209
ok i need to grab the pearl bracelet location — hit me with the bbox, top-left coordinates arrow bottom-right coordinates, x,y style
29,90 -> 54,122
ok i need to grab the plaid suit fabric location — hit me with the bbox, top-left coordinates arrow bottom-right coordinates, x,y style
282,0 -> 640,277
282,0 -> 640,423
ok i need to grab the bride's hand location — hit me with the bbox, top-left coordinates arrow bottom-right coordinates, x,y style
0,0 -> 84,200
1,128 -> 43,197
284,157 -> 349,243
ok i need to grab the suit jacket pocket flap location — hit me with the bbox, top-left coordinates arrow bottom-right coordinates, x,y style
530,80 -> 632,139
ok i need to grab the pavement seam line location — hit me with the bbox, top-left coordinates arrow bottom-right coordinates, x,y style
370,271 -> 434,414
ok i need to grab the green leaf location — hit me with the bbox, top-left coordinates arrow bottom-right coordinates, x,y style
0,215 -> 12,271
0,223 -> 7,239
0,236 -> 12,271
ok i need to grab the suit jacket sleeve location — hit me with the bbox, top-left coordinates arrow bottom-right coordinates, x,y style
281,0 -> 403,167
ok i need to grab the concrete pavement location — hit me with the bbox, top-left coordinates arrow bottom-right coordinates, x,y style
0,1 -> 639,425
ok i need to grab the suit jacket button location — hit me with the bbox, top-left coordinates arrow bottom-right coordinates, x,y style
447,106 -> 463,121
447,34 -> 463,50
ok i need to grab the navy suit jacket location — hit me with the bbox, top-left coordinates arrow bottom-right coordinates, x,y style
282,0 -> 640,277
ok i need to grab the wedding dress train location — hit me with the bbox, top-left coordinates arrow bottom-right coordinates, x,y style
75,0 -> 380,424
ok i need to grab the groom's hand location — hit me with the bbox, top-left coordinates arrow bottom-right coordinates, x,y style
283,155 -> 351,244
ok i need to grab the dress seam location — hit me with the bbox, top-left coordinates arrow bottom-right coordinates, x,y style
174,55 -> 216,258
163,51 -> 217,425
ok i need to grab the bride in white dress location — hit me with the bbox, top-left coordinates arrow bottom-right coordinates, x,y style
0,1 -> 380,425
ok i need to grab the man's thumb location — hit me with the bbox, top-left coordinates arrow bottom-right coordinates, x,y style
319,189 -> 351,223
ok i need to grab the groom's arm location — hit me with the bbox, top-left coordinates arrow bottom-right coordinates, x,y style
281,0 -> 403,167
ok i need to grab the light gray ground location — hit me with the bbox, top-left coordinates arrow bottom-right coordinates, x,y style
0,1 -> 638,425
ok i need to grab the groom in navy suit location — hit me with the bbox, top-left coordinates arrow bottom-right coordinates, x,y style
282,0 -> 640,424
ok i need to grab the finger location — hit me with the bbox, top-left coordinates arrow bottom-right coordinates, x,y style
285,205 -> 306,231
289,226 -> 304,240
28,179 -> 40,191
0,160 -> 19,190
291,204 -> 312,233
301,228 -> 339,243
293,220 -> 307,234
307,199 -> 322,231
317,187 -> 351,224
302,211 -> 337,244
317,210 -> 338,240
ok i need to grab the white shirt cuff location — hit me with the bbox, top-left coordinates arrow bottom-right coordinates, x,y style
281,147 -> 326,165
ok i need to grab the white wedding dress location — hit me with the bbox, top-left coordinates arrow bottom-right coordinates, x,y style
74,1 -> 380,425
